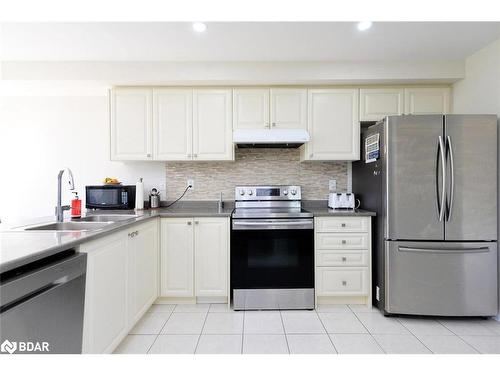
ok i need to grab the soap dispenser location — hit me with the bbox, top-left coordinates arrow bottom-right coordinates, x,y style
71,191 -> 82,219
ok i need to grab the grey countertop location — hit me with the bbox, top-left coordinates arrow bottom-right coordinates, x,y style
0,201 -> 374,274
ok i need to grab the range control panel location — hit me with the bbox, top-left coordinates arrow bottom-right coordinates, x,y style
234,185 -> 301,201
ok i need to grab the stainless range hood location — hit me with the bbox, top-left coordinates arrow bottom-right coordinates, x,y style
233,129 -> 310,148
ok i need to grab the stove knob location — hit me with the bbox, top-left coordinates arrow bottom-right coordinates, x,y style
283,190 -> 288,196
291,189 -> 297,195
239,189 -> 245,196
247,190 -> 253,196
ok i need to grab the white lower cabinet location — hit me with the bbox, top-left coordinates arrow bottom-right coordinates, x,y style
160,217 -> 229,300
81,220 -> 159,354
315,216 -> 372,306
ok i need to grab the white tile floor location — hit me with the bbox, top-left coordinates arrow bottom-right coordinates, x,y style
113,303 -> 500,354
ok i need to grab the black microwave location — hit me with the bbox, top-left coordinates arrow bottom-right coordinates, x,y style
85,185 -> 136,210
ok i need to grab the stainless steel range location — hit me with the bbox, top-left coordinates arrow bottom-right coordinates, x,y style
230,185 -> 314,310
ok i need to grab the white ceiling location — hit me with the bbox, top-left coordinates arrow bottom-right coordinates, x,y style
2,22 -> 500,62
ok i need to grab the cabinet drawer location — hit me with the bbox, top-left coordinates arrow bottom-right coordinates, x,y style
315,217 -> 369,233
316,251 -> 368,267
316,233 -> 369,250
316,267 -> 369,296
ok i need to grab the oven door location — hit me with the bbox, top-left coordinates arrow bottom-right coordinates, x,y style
231,219 -> 314,290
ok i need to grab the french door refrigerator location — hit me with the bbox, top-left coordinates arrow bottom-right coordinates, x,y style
353,115 -> 498,316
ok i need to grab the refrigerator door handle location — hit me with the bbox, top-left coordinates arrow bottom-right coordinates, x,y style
398,246 -> 489,254
446,135 -> 455,221
436,136 -> 446,222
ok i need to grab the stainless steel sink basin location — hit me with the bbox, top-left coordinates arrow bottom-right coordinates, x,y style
22,221 -> 112,231
75,214 -> 139,223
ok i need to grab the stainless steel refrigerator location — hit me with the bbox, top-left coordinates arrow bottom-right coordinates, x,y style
353,115 -> 498,317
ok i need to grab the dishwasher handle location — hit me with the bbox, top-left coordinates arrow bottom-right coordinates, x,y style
0,252 -> 87,308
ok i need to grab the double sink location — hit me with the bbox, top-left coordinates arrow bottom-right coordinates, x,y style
19,214 -> 139,232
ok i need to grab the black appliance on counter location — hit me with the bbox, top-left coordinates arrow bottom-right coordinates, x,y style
230,185 -> 314,310
85,185 -> 136,210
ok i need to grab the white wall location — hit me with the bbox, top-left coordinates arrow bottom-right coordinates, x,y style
452,37 -> 500,318
0,83 -> 166,224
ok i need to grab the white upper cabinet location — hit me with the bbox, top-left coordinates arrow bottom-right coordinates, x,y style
111,88 -> 152,160
404,87 -> 450,115
270,88 -> 307,129
359,88 -> 404,121
195,218 -> 229,297
153,89 -> 193,160
303,89 -> 360,161
233,89 -> 270,129
160,218 -> 195,298
193,89 -> 234,161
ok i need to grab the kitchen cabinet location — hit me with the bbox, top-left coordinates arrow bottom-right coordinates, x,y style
359,88 -> 404,121
314,216 -> 372,307
160,217 -> 229,301
81,231 -> 129,354
193,89 -> 233,160
301,89 -> 360,161
153,89 -> 193,160
128,220 -> 159,325
160,218 -> 195,297
194,217 -> 229,297
270,88 -> 307,129
110,88 -> 153,160
81,220 -> 159,354
404,87 -> 450,115
233,88 -> 307,130
233,88 -> 270,130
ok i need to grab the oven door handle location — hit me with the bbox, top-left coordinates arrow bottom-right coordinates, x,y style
232,219 -> 313,230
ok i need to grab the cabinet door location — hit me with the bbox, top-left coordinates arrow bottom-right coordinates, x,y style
270,88 -> 307,129
359,88 -> 404,121
153,89 -> 193,160
193,89 -> 234,161
316,267 -> 369,296
404,87 -> 450,115
128,221 -> 159,326
160,218 -> 194,297
81,232 -> 129,354
233,89 -> 270,130
304,89 -> 359,161
194,217 -> 229,297
111,88 -> 152,160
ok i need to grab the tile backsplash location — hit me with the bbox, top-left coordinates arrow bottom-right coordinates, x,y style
165,148 -> 347,201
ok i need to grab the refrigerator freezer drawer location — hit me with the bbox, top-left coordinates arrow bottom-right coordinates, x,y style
385,241 -> 498,316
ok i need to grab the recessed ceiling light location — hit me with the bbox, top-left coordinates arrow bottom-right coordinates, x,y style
192,22 -> 207,32
357,21 -> 373,31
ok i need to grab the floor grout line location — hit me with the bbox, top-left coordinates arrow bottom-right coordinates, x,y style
314,309 -> 338,353
348,304 -> 386,353
146,303 -> 176,353
193,309 -> 210,354
241,310 -> 245,354
279,310 -> 291,354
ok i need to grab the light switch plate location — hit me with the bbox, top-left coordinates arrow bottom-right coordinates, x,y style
329,179 -> 337,192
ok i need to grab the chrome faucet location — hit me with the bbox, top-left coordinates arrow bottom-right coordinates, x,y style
56,168 -> 75,222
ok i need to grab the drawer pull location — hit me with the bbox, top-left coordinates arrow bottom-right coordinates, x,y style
341,223 -> 346,227
342,280 -> 347,286
342,257 -> 347,262
342,240 -> 347,244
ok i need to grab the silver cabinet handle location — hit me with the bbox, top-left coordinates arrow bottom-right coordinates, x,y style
446,135 -> 454,222
187,221 -> 192,225
193,154 -> 197,158
147,153 -> 151,158
342,257 -> 347,262
272,122 -> 276,127
341,240 -> 347,244
194,221 -> 199,225
342,281 -> 347,286
341,223 -> 346,228
437,136 -> 446,222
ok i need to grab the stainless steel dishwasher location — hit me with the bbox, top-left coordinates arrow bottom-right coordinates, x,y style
0,250 -> 87,354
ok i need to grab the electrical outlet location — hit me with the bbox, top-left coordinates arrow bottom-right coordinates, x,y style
329,179 -> 337,192
187,179 -> 194,190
